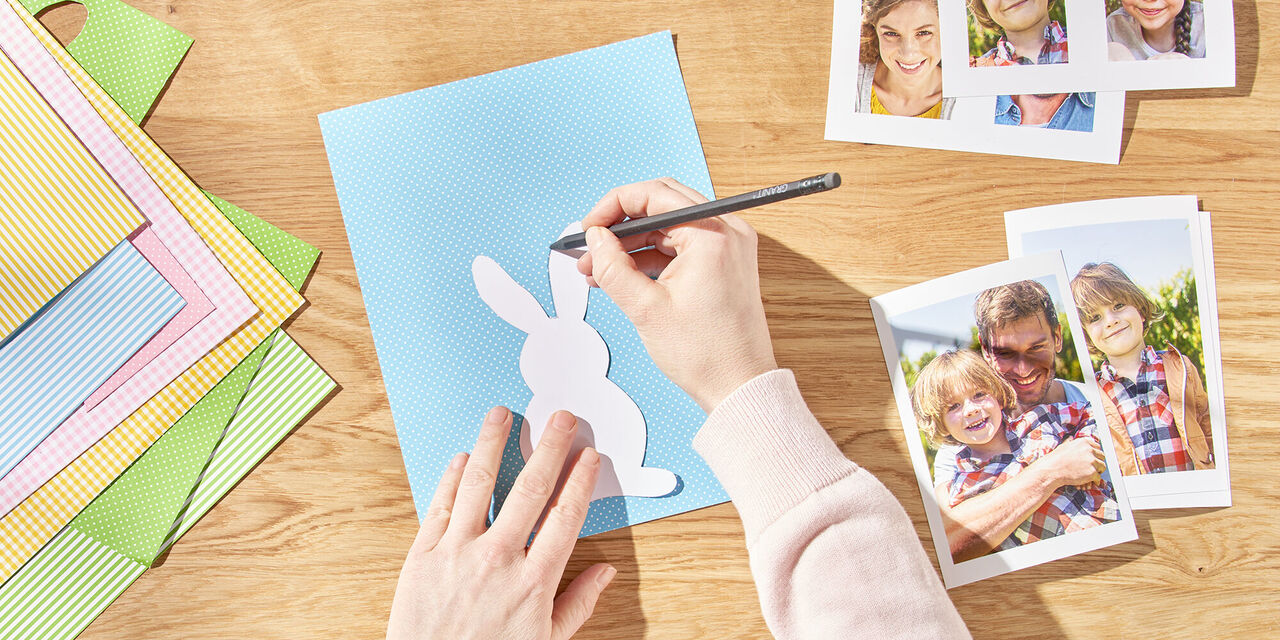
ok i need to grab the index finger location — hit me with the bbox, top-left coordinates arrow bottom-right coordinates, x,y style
582,179 -> 702,230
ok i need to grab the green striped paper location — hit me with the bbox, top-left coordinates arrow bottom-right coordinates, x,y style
0,333 -> 332,640
0,199 -> 332,639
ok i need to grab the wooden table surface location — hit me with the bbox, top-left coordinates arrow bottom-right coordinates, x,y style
46,1 -> 1277,638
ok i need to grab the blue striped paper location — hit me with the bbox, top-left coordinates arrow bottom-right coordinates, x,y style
0,240 -> 184,478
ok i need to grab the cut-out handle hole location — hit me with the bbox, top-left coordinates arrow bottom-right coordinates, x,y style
35,1 -> 88,48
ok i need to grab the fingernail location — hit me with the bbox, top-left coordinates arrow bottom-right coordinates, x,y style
449,452 -> 467,469
585,226 -> 604,248
580,447 -> 599,466
598,565 -> 617,588
486,406 -> 507,424
553,411 -> 577,432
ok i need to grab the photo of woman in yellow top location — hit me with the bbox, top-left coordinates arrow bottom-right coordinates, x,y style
857,0 -> 955,119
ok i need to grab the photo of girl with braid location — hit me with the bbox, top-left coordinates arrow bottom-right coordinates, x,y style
1107,0 -> 1206,61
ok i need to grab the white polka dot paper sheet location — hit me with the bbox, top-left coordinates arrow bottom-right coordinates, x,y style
319,31 -> 729,537
18,0 -> 193,124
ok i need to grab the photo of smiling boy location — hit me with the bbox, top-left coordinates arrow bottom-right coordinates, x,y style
968,0 -> 1069,67
912,350 -> 1118,560
1107,0 -> 1206,61
857,0 -> 954,118
1071,262 -> 1214,476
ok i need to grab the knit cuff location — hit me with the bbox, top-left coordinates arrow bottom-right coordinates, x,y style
692,369 -> 857,542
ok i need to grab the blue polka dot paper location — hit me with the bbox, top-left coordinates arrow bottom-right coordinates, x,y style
319,31 -> 727,537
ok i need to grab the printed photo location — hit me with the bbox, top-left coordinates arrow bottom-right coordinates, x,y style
872,253 -> 1136,587
826,0 -> 1125,163
856,0 -> 952,119
939,0 -> 1233,95
1006,196 -> 1230,509
967,0 -> 1069,67
1106,0 -> 1207,61
993,91 -> 1095,131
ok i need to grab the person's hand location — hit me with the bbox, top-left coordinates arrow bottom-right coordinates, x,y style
576,178 -> 778,412
386,407 -> 615,640
1040,437 -> 1106,488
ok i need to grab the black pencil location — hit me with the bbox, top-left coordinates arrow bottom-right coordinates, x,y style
550,172 -> 841,252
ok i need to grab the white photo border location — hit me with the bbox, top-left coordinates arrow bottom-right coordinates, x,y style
871,252 -> 1138,588
939,1 -> 1236,96
1004,197 -> 1230,508
824,0 -> 1126,164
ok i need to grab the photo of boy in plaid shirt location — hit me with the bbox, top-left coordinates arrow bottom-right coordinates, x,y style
912,349 -> 1119,559
1071,262 -> 1215,475
968,0 -> 1069,66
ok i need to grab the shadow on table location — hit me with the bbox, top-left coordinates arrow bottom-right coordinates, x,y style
1120,0 -> 1259,157
563,525 -> 644,638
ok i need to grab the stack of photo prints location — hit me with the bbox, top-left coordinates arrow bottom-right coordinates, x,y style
825,0 -> 1236,162
832,2 -> 1237,586
871,197 -> 1228,587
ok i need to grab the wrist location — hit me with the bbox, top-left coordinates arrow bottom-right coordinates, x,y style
694,357 -> 778,413
1028,461 -> 1063,496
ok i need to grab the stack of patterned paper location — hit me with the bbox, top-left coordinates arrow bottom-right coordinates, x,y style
0,1 -> 335,637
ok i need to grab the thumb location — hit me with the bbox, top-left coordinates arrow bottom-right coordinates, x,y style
551,563 -> 615,640
586,226 -> 662,315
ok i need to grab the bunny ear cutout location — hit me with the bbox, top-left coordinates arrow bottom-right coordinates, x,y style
473,256 -> 548,334
549,222 -> 588,320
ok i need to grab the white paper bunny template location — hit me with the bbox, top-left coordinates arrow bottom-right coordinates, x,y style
471,222 -> 679,502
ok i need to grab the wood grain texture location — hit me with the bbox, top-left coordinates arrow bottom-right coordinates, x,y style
34,0 -> 1276,637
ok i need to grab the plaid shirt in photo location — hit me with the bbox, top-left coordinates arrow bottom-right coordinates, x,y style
978,20 -> 1069,66
1099,346 -> 1195,474
946,402 -> 1119,548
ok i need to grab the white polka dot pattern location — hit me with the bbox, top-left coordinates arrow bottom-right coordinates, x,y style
319,31 -> 728,537
23,0 -> 193,124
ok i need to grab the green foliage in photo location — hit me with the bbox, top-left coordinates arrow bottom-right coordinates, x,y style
967,1 -> 1069,58
898,268 -> 1202,480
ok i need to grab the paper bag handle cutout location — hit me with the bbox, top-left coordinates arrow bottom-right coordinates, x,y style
23,0 -> 192,123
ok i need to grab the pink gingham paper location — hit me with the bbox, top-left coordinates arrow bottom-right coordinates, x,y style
85,226 -> 216,410
0,7 -> 259,514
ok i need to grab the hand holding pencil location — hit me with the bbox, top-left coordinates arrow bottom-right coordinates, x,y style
576,177 -> 805,412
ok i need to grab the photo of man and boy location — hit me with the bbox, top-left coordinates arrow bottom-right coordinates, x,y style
889,276 -> 1122,564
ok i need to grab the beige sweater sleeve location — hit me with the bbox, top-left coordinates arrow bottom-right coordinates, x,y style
692,369 -> 970,639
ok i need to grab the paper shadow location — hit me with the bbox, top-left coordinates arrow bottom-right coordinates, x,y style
32,1 -> 85,47
152,379 -> 342,568
1129,0 -> 1259,104
1117,1 -> 1255,161
34,1 -> 192,129
493,412 -> 645,638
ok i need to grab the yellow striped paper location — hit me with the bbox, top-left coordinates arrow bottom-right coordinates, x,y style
0,0 -> 306,581
0,51 -> 143,340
